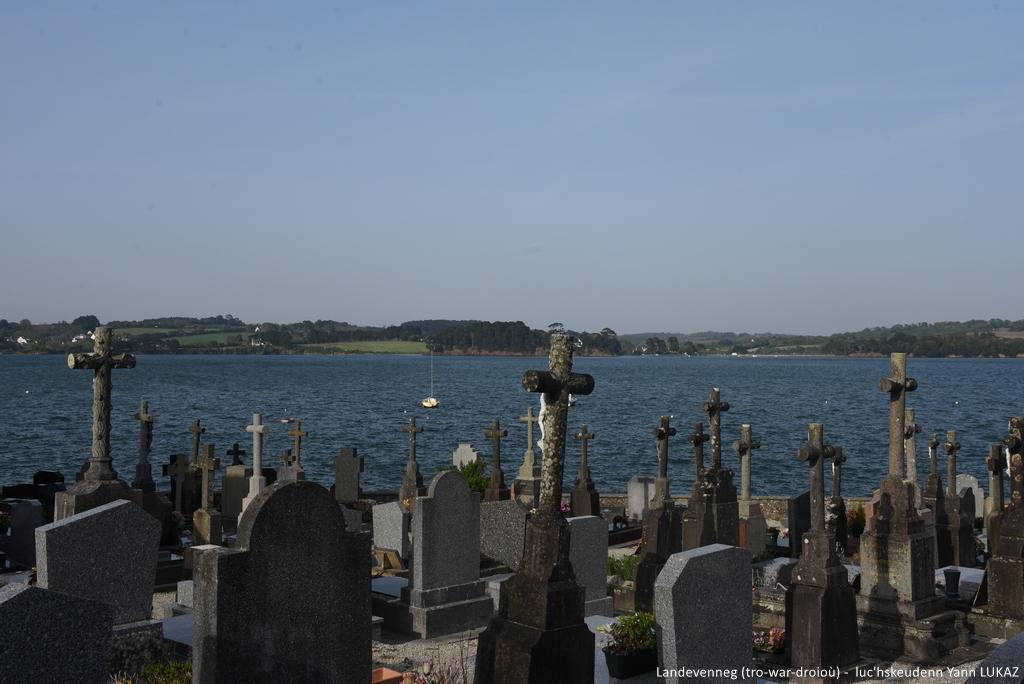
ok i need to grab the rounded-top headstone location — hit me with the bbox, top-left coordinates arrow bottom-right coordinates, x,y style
238,479 -> 347,551
427,469 -> 472,501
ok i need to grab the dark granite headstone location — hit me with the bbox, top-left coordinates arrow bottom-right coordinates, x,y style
787,491 -> 811,558
193,480 -> 371,684
0,499 -> 43,569
480,499 -> 530,571
333,447 -> 363,504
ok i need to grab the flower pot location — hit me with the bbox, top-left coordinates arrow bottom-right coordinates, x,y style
371,667 -> 402,684
603,648 -> 657,679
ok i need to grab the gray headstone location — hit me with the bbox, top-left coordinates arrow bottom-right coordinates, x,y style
655,544 -> 753,683
334,448 -> 363,503
787,491 -> 811,558
372,501 -> 410,559
479,499 -> 529,570
627,475 -> 656,522
453,443 -> 481,467
0,583 -> 114,683
956,474 -> 984,520
567,515 -> 613,616
193,480 -> 371,684
35,499 -> 160,624
1,499 -> 43,569
221,463 -> 251,522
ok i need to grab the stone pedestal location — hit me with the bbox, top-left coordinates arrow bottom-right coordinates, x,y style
54,479 -> 140,521
193,508 -> 222,547
514,476 -> 541,507
570,483 -> 600,518
633,503 -> 681,613
825,496 -> 848,556
937,492 -> 976,568
136,489 -> 176,546
683,469 -> 739,550
740,500 -> 767,559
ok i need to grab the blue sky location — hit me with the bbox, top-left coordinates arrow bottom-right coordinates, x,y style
2,3 -> 1022,334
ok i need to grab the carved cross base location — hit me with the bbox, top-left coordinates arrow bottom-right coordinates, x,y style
54,479 -> 139,521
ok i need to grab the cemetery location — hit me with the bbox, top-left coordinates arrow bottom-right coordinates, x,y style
3,328 -> 1024,683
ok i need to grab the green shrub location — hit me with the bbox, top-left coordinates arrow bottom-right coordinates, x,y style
598,612 -> 656,655
606,554 -> 640,581
443,460 -> 489,498
847,505 -> 866,536
141,660 -> 192,684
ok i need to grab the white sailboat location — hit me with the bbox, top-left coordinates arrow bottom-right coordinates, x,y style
421,348 -> 439,408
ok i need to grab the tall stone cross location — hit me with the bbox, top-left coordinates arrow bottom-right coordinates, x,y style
399,416 -> 425,502
945,430 -> 961,499
484,418 -> 510,501
652,416 -> 676,507
67,326 -> 136,481
518,405 -> 541,478
132,399 -> 155,491
521,334 -> 595,515
403,416 -> 423,464
575,424 -> 595,483
988,443 -> 1007,514
796,423 -> 838,540
879,352 -> 917,478
164,453 -> 190,513
197,444 -> 220,512
832,445 -> 846,499
1003,417 -> 1024,507
242,413 -> 268,512
189,418 -> 205,462
687,422 -> 709,479
904,408 -> 922,490
288,420 -> 308,467
226,442 -> 246,466
700,388 -> 730,469
929,432 -> 940,479
733,423 -> 760,504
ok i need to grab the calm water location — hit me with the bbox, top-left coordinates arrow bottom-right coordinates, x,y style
1,354 -> 1021,498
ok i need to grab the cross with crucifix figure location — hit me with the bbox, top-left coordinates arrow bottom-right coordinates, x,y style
288,420 -> 308,467
132,400 -> 155,491
67,326 -> 136,481
189,419 -> 205,462
651,416 -> 676,507
796,423 -> 839,548
399,416 -> 426,502
945,430 -> 961,499
879,353 -> 917,478
226,443 -> 246,467
1003,417 -> 1024,507
733,423 -> 760,504
163,453 -> 190,513
700,388 -> 730,470
484,418 -> 510,501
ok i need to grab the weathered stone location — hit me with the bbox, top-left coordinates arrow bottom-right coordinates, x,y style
193,480 -> 371,684
627,475 -> 656,522
735,423 -> 766,558
957,474 -> 984,520
221,443 -> 250,523
514,407 -> 542,506
683,389 -> 740,550
372,501 -> 410,559
193,444 -> 222,546
453,442 -> 481,467
787,491 -> 811,558
986,443 -> 1007,555
988,417 -> 1024,621
242,413 -> 269,513
484,419 -> 511,502
0,583 -> 113,684
567,515 -> 612,616
635,417 -> 683,613
399,417 -> 425,503
570,424 -> 600,517
36,499 -> 160,624
333,447 -> 362,504
936,432 -> 976,568
654,544 -> 753,684
480,499 -> 530,571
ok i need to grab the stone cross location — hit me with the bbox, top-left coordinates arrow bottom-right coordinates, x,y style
732,423 -> 760,504
399,417 -> 425,502
929,432 -> 940,479
197,445 -> 220,512
333,447 -> 363,503
242,413 -> 268,511
66,326 -> 136,481
652,416 -> 676,507
879,352 -> 917,478
288,420 -> 308,467
521,334 -> 595,514
281,448 -> 295,467
403,416 -> 423,465
518,405 -> 541,478
796,423 -> 838,536
189,418 -> 205,462
687,422 -> 709,478
700,388 -> 730,469
132,400 -> 155,491
1003,417 -> 1024,506
575,424 -> 595,483
226,443 -> 246,467
988,443 -> 1006,514
945,430 -> 961,499
484,418 -> 510,501
904,408 -> 922,490
832,445 -> 846,499
164,453 -> 190,513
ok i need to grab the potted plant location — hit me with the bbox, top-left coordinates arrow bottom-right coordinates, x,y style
753,627 -> 786,653
598,612 -> 658,679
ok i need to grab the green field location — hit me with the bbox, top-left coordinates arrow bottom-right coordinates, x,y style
114,327 -> 177,336
170,331 -> 250,347
302,340 -> 427,354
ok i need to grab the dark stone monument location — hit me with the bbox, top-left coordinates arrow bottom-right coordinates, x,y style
681,421 -> 709,546
684,388 -> 740,549
634,416 -> 682,613
785,423 -> 859,675
399,417 -> 425,503
163,453 -> 190,516
54,326 -> 140,520
277,420 -> 308,482
988,417 -> 1024,621
856,352 -> 966,661
514,406 -> 542,506
904,408 -> 923,506
570,424 -> 600,517
193,444 -> 222,546
986,443 -> 1007,555
735,423 -> 767,558
242,413 -> 269,512
474,333 -> 596,684
936,430 -> 976,568
922,431 -> 944,515
788,491 -> 811,558
221,443 -> 250,524
484,418 -> 511,502
825,446 -> 849,556
131,400 -> 175,545
333,447 -> 363,504
192,480 -> 371,684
